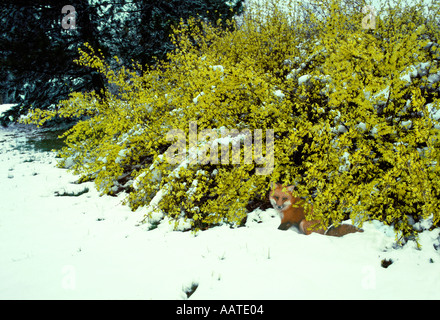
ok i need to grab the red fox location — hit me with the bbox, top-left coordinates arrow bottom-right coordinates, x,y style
269,183 -> 363,236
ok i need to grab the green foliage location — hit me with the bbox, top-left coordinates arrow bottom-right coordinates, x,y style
280,0 -> 440,243
22,0 -> 440,240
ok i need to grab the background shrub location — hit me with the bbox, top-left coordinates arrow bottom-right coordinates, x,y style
22,0 -> 440,241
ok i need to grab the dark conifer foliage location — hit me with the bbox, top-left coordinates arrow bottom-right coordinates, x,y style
0,0 -> 243,126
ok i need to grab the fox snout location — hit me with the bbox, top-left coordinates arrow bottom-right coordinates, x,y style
270,198 -> 291,211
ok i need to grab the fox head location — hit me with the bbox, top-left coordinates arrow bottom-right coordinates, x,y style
269,183 -> 295,212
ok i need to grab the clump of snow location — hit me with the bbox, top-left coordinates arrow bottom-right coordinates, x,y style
372,86 -> 390,105
400,65 -> 418,83
193,92 -> 205,105
426,102 -> 440,121
273,89 -> 285,99
115,148 -> 128,164
0,104 -> 18,117
298,74 -> 312,85
132,171 -> 146,191
211,65 -> 224,73
63,156 -> 76,169
145,188 -> 165,223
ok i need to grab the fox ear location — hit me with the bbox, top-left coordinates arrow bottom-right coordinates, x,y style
286,185 -> 295,193
269,181 -> 282,189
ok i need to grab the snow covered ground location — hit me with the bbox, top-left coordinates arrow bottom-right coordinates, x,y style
0,123 -> 439,300
0,104 -> 17,119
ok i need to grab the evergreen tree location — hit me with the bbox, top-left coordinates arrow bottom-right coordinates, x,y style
0,0 -> 103,126
0,0 -> 243,126
131,0 -> 244,66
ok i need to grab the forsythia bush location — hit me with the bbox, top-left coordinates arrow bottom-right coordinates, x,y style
281,0 -> 440,242
22,0 -> 440,241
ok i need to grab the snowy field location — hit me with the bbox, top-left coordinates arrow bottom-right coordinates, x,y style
0,123 -> 439,300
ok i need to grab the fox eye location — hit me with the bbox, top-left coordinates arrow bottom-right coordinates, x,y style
274,196 -> 279,200
282,197 -> 288,201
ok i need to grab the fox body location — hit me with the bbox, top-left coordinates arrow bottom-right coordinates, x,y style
269,183 -> 363,236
